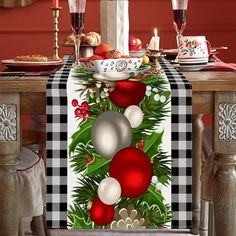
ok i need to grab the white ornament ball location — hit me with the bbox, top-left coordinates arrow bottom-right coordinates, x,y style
124,105 -> 143,128
92,111 -> 132,158
98,177 -> 121,205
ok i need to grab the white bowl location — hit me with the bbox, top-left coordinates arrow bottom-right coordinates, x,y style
80,57 -> 143,73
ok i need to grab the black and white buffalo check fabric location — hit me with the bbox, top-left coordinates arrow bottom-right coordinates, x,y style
46,56 -> 192,229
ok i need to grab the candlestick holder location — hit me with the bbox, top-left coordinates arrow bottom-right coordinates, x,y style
51,7 -> 62,61
146,48 -> 164,73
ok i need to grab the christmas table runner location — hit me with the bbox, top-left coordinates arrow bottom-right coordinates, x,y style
46,56 -> 192,230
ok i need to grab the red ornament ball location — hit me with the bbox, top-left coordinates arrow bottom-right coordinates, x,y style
71,99 -> 79,107
109,147 -> 153,198
89,197 -> 115,225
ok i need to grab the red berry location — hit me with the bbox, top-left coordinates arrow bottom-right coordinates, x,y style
86,156 -> 93,164
83,111 -> 90,120
81,101 -> 90,111
72,99 -> 78,107
137,140 -> 144,149
74,108 -> 83,117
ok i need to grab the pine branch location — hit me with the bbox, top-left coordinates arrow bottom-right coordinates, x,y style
152,149 -> 172,185
72,174 -> 107,205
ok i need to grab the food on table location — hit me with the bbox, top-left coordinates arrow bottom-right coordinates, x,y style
142,55 -> 150,64
121,55 -> 131,59
64,32 -> 101,46
89,55 -> 105,61
14,54 -> 48,62
81,32 -> 101,45
94,43 -> 114,57
105,50 -> 122,59
129,35 -> 143,51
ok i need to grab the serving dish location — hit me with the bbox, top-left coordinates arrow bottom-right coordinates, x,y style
80,57 -> 143,73
1,59 -> 64,72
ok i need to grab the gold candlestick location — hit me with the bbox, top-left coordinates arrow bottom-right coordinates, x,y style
51,7 -> 62,61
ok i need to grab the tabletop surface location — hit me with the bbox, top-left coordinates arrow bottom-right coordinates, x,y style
0,71 -> 236,92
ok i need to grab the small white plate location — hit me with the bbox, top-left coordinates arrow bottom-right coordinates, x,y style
177,63 -> 210,72
93,72 -> 130,81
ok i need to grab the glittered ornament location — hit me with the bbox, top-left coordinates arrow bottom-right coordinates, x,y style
98,177 -> 121,205
92,111 -> 132,158
90,197 -> 115,226
124,105 -> 143,128
110,147 -> 153,198
109,81 -> 146,108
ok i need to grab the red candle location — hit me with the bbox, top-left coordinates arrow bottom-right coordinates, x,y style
52,0 -> 59,8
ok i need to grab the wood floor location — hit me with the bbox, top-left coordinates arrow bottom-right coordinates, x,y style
24,218 -> 196,236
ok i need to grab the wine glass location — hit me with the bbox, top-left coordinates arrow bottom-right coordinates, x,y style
68,0 -> 87,67
171,0 -> 188,39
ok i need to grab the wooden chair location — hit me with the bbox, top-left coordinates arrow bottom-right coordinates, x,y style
18,115 -> 50,236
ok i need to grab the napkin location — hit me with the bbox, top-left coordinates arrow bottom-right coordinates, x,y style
201,55 -> 236,72
201,61 -> 236,72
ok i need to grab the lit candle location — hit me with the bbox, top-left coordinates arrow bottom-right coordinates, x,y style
52,0 -> 59,8
148,28 -> 160,50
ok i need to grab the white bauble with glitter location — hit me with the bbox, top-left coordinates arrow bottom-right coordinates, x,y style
124,105 -> 143,128
98,177 -> 121,205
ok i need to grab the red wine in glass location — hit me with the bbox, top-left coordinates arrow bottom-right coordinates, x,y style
70,12 -> 85,35
68,0 -> 87,67
173,9 -> 187,35
171,0 -> 188,36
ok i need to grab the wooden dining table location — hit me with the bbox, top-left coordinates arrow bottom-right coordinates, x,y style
0,69 -> 236,236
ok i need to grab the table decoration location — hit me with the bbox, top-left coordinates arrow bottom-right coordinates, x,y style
46,56 -> 192,230
100,0 -> 129,55
51,5 -> 62,60
148,28 -> 160,51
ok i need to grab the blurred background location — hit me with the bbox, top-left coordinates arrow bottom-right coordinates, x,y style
0,0 -> 235,62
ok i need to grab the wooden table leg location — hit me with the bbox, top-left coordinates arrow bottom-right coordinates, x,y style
213,155 -> 236,236
192,114 -> 204,234
213,92 -> 236,236
0,93 -> 20,236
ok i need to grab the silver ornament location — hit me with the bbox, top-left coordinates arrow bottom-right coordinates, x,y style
98,177 -> 121,205
92,111 -> 132,158
124,105 -> 143,128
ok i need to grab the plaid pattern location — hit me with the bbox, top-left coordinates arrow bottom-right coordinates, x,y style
46,56 -> 72,228
46,56 -> 192,229
159,58 -> 192,229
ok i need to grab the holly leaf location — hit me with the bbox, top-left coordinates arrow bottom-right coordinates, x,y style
69,117 -> 95,155
70,214 -> 92,228
143,131 -> 164,160
85,154 -> 110,176
140,184 -> 167,220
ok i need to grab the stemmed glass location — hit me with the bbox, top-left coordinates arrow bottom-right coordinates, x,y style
68,0 -> 87,67
171,0 -> 188,44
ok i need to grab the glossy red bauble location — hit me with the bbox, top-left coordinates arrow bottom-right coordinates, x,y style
89,197 -> 115,225
109,147 -> 153,198
108,81 -> 146,108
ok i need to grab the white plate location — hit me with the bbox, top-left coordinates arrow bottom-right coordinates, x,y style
93,72 -> 130,81
177,63 -> 211,72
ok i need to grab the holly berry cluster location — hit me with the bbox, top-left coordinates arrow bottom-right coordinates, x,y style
72,99 -> 90,120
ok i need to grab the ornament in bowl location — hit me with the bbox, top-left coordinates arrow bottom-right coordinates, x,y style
129,35 -> 145,57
